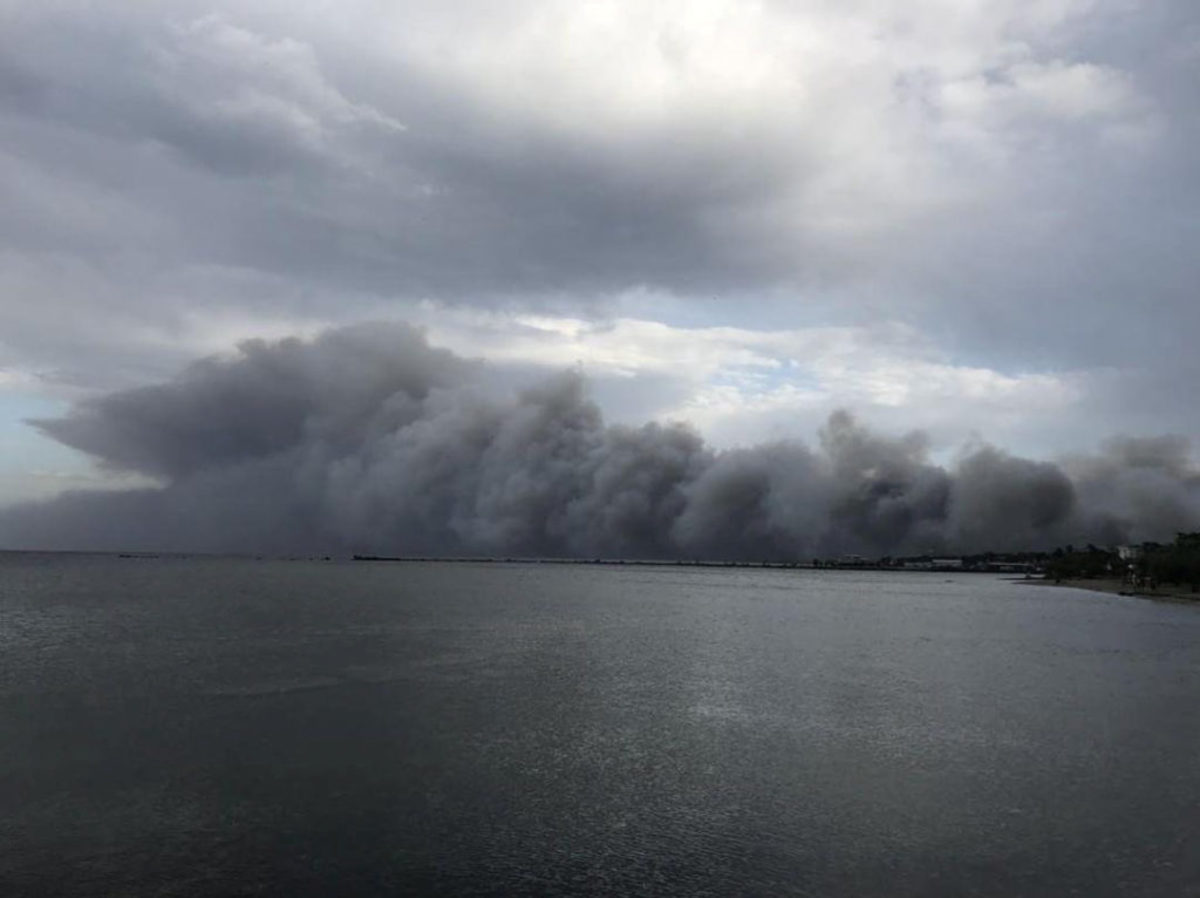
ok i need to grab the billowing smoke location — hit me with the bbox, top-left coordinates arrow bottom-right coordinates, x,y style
3,324 -> 1198,558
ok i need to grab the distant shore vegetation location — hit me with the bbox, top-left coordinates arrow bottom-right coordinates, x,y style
1044,532 -> 1200,594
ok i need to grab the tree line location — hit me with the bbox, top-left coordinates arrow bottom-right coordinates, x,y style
1044,532 -> 1200,593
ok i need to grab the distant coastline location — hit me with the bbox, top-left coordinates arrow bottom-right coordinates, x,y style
349,554 -> 1036,574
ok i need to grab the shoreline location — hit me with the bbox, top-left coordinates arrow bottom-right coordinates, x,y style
1036,577 -> 1199,604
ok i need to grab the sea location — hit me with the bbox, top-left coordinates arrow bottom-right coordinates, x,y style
2,552 -> 1198,896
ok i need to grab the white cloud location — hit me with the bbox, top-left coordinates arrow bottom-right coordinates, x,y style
403,304 -> 1088,450
169,14 -> 406,141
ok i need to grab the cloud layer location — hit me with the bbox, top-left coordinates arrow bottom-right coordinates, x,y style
4,325 -> 1196,558
0,1 -> 1197,506
1,4 -> 1197,362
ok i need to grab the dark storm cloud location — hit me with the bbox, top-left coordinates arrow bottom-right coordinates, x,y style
3,325 -> 1196,557
33,325 -> 468,479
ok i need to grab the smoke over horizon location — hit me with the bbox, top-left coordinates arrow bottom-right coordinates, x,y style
3,323 -> 1198,559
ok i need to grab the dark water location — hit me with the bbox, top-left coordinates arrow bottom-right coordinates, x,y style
2,554 -> 1198,896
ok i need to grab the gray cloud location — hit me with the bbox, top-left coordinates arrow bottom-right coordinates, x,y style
0,0 -> 1196,479
3,324 -> 1196,558
34,325 -> 468,479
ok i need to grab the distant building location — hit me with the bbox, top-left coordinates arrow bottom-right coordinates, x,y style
985,561 -> 1037,573
931,558 -> 964,570
1115,545 -> 1143,562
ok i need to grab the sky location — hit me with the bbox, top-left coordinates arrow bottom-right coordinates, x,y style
0,1 -> 1197,555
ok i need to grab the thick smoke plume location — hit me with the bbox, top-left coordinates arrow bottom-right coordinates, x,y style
3,324 -> 1198,558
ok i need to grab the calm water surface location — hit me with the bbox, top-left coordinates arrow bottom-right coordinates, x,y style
2,554 -> 1198,896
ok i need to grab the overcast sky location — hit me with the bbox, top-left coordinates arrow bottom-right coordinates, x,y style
1,0 -> 1198,506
